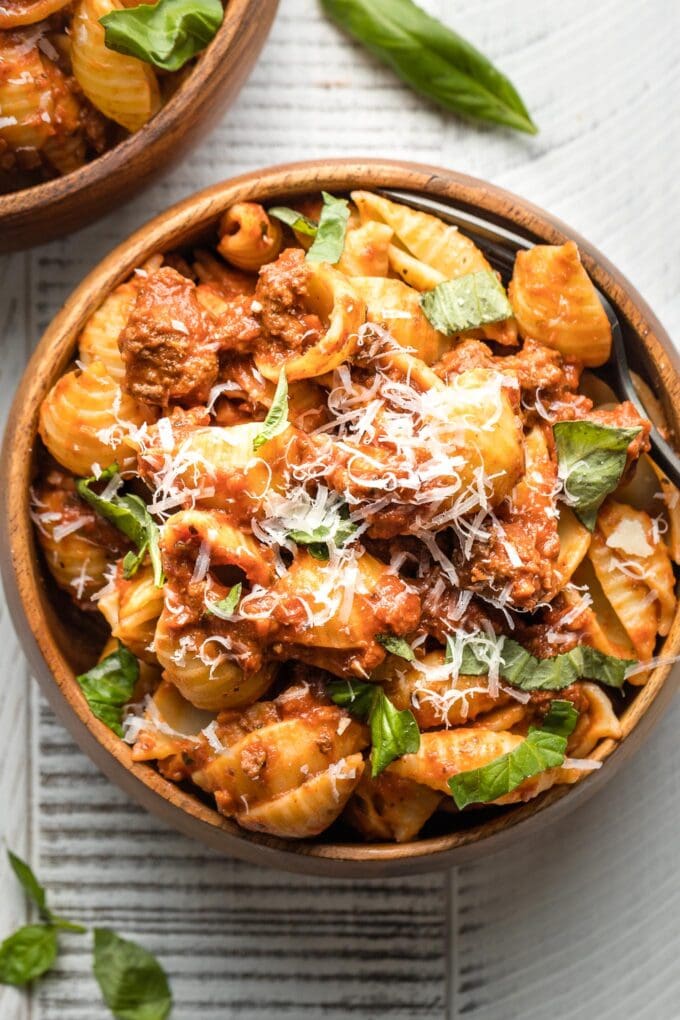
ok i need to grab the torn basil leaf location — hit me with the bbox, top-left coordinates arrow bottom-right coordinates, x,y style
8,851 -> 47,914
100,0 -> 223,72
93,928 -> 172,1020
253,368 -> 288,451
76,464 -> 164,586
376,634 -> 415,662
328,679 -> 420,776
6,851 -> 86,934
0,925 -> 58,986
207,583 -> 242,619
269,207 -> 318,237
420,270 -> 512,334
306,192 -> 350,264
288,507 -> 357,560
541,699 -> 579,738
553,420 -> 642,531
321,0 -> 537,134
445,632 -> 635,691
448,727 -> 568,809
76,641 -> 139,738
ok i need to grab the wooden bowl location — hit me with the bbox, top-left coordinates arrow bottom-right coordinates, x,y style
3,159 -> 679,876
0,0 -> 278,253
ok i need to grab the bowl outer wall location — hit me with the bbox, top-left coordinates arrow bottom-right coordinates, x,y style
2,158 -> 679,877
0,0 -> 279,252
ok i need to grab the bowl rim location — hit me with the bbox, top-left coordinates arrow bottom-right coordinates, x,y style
3,157 -> 680,877
0,0 -> 271,218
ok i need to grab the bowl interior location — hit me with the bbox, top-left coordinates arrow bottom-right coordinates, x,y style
4,160 -> 680,876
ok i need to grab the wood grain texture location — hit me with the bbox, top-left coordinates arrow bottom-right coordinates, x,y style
0,0 -> 679,1016
0,0 -> 279,252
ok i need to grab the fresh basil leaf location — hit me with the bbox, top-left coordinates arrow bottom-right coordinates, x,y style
206,582 -> 242,619
8,851 -> 46,914
77,467 -> 164,586
327,679 -> 420,776
268,207 -> 318,237
6,851 -> 87,933
368,687 -> 420,777
0,925 -> 58,986
449,728 -> 567,810
541,699 -> 579,738
446,632 -> 635,691
553,420 -> 642,531
76,641 -> 139,738
306,192 -> 350,264
327,678 -> 378,717
253,368 -> 288,451
93,928 -> 172,1020
100,0 -> 223,72
322,0 -> 537,134
376,634 -> 415,662
288,507 -> 357,560
420,270 -> 512,335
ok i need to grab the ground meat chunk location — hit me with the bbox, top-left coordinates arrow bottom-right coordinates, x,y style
119,267 -> 218,406
437,338 -> 581,395
254,248 -> 323,354
455,429 -> 561,610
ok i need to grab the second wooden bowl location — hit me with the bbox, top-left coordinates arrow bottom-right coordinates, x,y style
2,159 -> 679,876
0,0 -> 279,253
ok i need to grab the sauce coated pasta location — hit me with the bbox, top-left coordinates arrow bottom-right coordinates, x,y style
32,190 -> 679,842
0,0 -> 223,191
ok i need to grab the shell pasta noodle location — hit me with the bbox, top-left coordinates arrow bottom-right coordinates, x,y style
0,0 -> 225,192
32,190 -> 679,845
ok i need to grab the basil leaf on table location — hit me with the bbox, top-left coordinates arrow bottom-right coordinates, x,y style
420,270 -> 512,334
448,727 -> 568,810
553,420 -> 642,530
253,369 -> 289,451
446,632 -> 635,691
0,925 -> 58,986
6,851 -> 87,934
207,582 -> 242,618
76,464 -> 164,586
76,641 -> 139,738
93,928 -> 172,1020
8,851 -> 47,913
100,0 -> 224,72
376,633 -> 415,662
328,679 -> 420,776
321,0 -> 537,135
269,207 -> 319,237
306,192 -> 350,264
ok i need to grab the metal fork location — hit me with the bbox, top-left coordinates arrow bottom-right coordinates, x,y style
378,188 -> 680,488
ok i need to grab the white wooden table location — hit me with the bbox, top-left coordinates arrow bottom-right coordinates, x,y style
2,2 -> 679,1017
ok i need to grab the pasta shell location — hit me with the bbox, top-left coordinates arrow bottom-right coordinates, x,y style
509,242 -> 611,367
71,0 -> 160,133
79,279 -> 140,381
337,221 -> 393,277
380,649 -> 509,730
0,1 -> 70,28
351,276 -> 449,364
98,564 -> 164,663
255,262 -> 366,382
39,360 -> 156,475
238,754 -> 365,838
344,769 -> 441,843
217,203 -> 283,272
